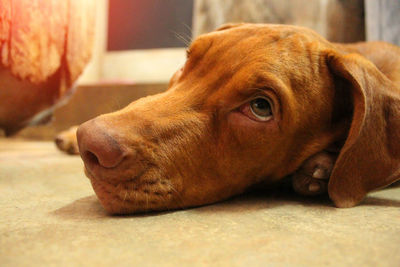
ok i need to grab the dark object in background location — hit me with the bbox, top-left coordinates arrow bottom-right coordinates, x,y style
108,0 -> 194,50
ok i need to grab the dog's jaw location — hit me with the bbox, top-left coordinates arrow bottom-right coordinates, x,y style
88,175 -> 179,214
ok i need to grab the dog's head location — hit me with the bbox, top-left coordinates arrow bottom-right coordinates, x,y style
77,24 -> 400,214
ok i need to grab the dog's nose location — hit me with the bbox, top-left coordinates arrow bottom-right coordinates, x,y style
77,120 -> 125,169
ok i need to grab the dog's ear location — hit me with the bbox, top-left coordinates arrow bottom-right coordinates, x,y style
326,51 -> 400,208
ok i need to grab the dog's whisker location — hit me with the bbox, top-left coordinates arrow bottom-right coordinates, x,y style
175,31 -> 190,44
156,193 -> 170,211
180,21 -> 193,37
179,30 -> 192,45
122,189 -> 128,202
164,180 -> 185,209
146,193 -> 149,211
129,183 -> 135,202
182,34 -> 192,46
172,30 -> 191,47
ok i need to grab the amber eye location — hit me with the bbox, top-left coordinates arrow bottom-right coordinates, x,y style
250,97 -> 273,120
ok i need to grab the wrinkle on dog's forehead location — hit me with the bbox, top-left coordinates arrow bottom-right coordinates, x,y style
182,37 -> 272,94
185,26 -> 321,85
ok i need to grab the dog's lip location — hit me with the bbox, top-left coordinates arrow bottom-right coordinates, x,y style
84,166 -> 96,180
85,167 -> 178,214
83,165 -> 148,184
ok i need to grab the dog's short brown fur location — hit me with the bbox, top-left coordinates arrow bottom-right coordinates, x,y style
58,24 -> 400,214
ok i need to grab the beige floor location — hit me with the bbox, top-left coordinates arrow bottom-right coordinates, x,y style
1,139 -> 400,267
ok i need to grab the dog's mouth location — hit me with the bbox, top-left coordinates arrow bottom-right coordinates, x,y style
84,167 -> 182,214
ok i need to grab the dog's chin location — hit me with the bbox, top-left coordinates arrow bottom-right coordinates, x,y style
84,169 -> 181,215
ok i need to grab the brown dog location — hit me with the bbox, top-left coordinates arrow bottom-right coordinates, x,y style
57,24 -> 400,214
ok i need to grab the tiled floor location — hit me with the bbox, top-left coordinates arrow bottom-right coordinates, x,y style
1,139 -> 400,266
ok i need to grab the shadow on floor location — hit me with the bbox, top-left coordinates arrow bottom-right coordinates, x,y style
51,195 -> 109,220
362,196 -> 400,208
52,183 -> 400,220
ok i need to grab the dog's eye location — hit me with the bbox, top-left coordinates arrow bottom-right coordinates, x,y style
249,97 -> 273,121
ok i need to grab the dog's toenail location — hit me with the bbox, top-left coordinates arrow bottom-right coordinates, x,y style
308,182 -> 320,192
312,168 -> 325,179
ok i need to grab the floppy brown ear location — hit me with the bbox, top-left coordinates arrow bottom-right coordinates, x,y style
326,51 -> 400,208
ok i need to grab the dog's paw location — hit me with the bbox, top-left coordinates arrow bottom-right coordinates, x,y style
54,126 -> 79,155
292,151 -> 336,196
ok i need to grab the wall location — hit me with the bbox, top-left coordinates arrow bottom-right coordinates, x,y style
365,0 -> 400,46
192,0 -> 365,42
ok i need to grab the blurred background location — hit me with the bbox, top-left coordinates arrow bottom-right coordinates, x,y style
3,0 -> 400,140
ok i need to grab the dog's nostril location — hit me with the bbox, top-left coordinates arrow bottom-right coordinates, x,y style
77,120 -> 127,169
84,151 -> 100,166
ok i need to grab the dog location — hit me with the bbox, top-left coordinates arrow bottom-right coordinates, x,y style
56,24 -> 400,214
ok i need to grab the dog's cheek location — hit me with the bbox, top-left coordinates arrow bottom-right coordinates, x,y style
226,111 -> 279,148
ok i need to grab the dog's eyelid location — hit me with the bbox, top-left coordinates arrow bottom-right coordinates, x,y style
258,86 -> 273,91
248,88 -> 275,103
253,94 -> 273,103
234,88 -> 275,108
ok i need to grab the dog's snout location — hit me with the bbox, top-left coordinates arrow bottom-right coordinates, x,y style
77,120 -> 125,169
